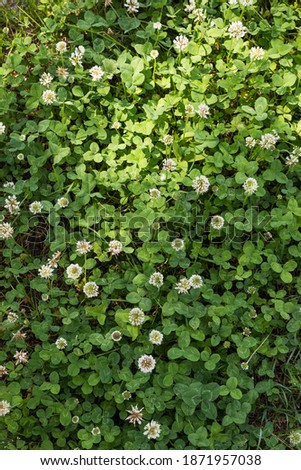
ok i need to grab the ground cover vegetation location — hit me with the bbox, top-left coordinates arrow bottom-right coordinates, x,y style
0,0 -> 301,450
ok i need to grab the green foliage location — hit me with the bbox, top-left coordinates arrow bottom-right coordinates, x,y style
0,0 -> 301,451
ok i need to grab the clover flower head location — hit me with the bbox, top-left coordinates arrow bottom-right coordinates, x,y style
111,330 -> 122,342
0,223 -> 14,240
66,263 -> 83,280
259,131 -> 279,150
143,420 -> 161,439
245,136 -> 257,148
194,8 -> 206,23
108,240 -> 123,255
153,22 -> 162,30
138,354 -> 156,373
122,390 -> 132,400
184,0 -> 196,13
211,215 -> 224,229
14,350 -> 28,365
242,177 -> 258,195
0,400 -> 11,417
149,188 -> 161,199
56,67 -> 69,78
89,65 -> 104,81
39,72 -> 53,87
197,103 -> 210,118
0,365 -> 8,378
189,274 -> 203,288
0,122 -> 6,134
150,49 -> 159,59
57,197 -> 69,208
149,272 -> 164,287
29,201 -> 43,214
55,337 -> 68,349
228,21 -> 247,38
56,41 -> 67,53
125,405 -> 144,425
192,175 -> 210,194
249,46 -> 264,60
149,330 -> 163,345
124,0 -> 140,14
42,90 -> 56,105
185,103 -> 195,116
7,311 -> 19,323
173,35 -> 189,52
91,427 -> 101,436
162,134 -> 173,145
171,238 -> 184,251
4,195 -> 20,214
162,158 -> 177,172
83,282 -> 99,298
38,264 -> 54,279
129,307 -> 145,326
76,239 -> 92,254
175,277 -> 191,294
289,431 -> 301,446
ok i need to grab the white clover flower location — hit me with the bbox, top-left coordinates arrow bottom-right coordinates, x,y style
171,238 -> 184,251
76,239 -> 92,254
29,201 -> 43,214
89,65 -> 104,81
247,286 -> 257,294
124,0 -> 139,14
185,103 -> 195,116
150,49 -> 159,59
111,330 -> 122,341
0,365 -> 8,378
149,272 -> 164,287
189,274 -> 203,288
149,330 -> 163,345
211,215 -> 224,229
173,35 -> 189,52
162,134 -> 173,145
56,67 -> 69,78
12,331 -> 26,341
245,136 -> 257,148
111,121 -> 121,130
7,311 -> 18,323
197,103 -> 210,118
286,148 -> 300,166
162,158 -> 177,172
38,264 -> 54,279
192,175 -> 210,194
4,195 -> 20,214
184,0 -> 196,12
126,405 -> 144,425
122,390 -> 132,400
194,8 -> 206,23
243,177 -> 259,195
249,46 -> 265,60
55,337 -> 68,350
66,263 -> 83,280
138,354 -> 156,373
57,197 -> 69,208
241,362 -> 249,370
228,21 -> 247,38
83,282 -> 99,298
108,240 -> 123,255
19,134 -> 26,141
91,427 -> 101,436
56,41 -> 67,53
0,222 -> 14,240
129,307 -> 145,326
149,188 -> 161,199
72,416 -> 79,424
47,251 -> 61,268
3,181 -> 15,190
259,131 -> 279,150
16,153 -> 24,161
42,90 -> 56,105
240,0 -> 253,6
0,122 -> 6,134
144,420 -> 161,439
289,431 -> 301,446
14,350 -> 28,365
0,400 -> 11,417
153,21 -> 162,30
69,47 -> 84,67
39,72 -> 53,87
175,278 -> 191,294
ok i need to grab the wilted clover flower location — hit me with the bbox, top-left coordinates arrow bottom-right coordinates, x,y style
189,274 -> 203,288
162,158 -> 177,172
4,195 -> 20,214
192,175 -> 210,194
111,330 -> 122,342
149,272 -> 164,287
42,90 -> 56,105
0,365 -> 8,378
0,122 -> 6,134
149,188 -> 161,199
89,65 -> 104,81
56,41 -> 67,53
83,282 -> 99,298
211,215 -> 224,230
108,240 -> 123,255
138,354 -> 156,373
143,420 -> 161,439
243,177 -> 258,195
76,239 -> 92,254
129,307 -> 145,326
149,330 -> 163,345
56,67 -> 69,78
14,350 -> 28,365
259,131 -> 279,150
66,264 -> 83,280
173,35 -> 189,52
245,137 -> 257,148
38,264 -> 54,279
12,331 -> 26,341
29,201 -> 43,214
171,238 -> 184,251
249,46 -> 265,60
289,431 -> 301,446
228,21 -> 247,38
125,405 -> 144,425
175,278 -> 191,294
0,222 -> 14,240
47,251 -> 61,268
39,73 -> 53,87
57,197 -> 69,208
194,8 -> 206,23
55,337 -> 68,349
162,134 -> 173,145
0,400 -> 11,417
124,0 -> 139,14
